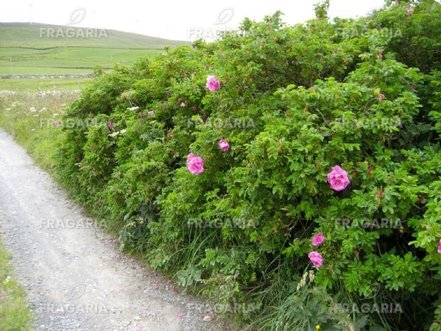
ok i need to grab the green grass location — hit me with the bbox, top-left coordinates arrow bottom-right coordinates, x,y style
0,47 -> 163,74
0,237 -> 33,331
0,22 -> 188,48
0,90 -> 78,169
0,67 -> 92,75
0,78 -> 90,91
0,22 -> 189,75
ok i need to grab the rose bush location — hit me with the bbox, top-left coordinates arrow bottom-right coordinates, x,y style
55,1 -> 441,329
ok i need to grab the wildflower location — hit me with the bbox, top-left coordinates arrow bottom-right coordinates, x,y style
206,75 -> 221,92
180,102 -> 186,108
296,272 -> 308,290
327,165 -> 350,191
311,233 -> 325,247
308,251 -> 324,268
148,110 -> 155,116
218,139 -> 230,152
187,153 -> 205,175
438,239 -> 441,254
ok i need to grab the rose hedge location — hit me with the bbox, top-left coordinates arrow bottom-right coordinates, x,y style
55,1 -> 441,329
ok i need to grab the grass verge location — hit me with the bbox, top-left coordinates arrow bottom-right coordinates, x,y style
0,89 -> 79,170
0,236 -> 33,331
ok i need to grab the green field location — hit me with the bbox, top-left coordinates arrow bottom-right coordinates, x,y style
0,78 -> 89,91
0,22 -> 188,76
0,22 -> 187,48
0,47 -> 161,74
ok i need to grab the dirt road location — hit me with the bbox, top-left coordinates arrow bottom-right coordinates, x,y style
0,129 -> 226,331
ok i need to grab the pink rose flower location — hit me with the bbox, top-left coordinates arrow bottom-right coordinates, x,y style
438,239 -> 441,254
311,233 -> 325,247
187,153 -> 205,175
308,251 -> 324,268
218,139 -> 230,152
148,110 -> 155,116
206,75 -> 221,92
327,165 -> 350,191
406,7 -> 414,15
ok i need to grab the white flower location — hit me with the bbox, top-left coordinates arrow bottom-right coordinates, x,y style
296,271 -> 308,290
109,129 -> 127,137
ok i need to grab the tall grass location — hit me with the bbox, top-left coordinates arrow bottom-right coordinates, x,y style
0,238 -> 33,331
0,90 -> 79,171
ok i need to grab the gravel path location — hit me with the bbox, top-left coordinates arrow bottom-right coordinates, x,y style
0,129 -> 229,331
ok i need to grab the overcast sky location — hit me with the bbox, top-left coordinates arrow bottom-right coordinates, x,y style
1,0 -> 385,41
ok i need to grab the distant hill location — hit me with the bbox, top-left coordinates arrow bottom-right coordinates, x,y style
0,23 -> 190,75
0,22 -> 189,49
